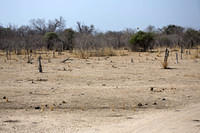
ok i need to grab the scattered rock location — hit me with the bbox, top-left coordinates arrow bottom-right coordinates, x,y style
3,120 -> 20,123
138,103 -> 143,107
102,84 -> 106,86
35,106 -> 41,110
145,103 -> 148,105
153,102 -> 157,105
45,104 -> 48,107
162,98 -> 166,101
62,101 -> 66,104
150,87 -> 164,92
131,58 -> 134,63
3,96 -> 6,99
36,79 -> 48,82
193,120 -> 200,122
104,57 -> 109,60
112,65 -> 117,68
126,117 -> 133,119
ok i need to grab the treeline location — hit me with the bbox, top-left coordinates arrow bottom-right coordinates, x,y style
0,17 -> 200,53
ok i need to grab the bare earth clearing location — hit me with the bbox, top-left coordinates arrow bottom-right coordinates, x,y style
0,50 -> 200,133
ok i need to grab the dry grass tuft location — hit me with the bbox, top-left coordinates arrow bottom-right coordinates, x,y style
191,51 -> 199,59
161,61 -> 168,69
73,48 -> 127,59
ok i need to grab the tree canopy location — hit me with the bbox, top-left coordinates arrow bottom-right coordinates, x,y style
129,31 -> 154,52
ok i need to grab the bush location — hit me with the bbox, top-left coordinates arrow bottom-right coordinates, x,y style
44,32 -> 59,50
129,31 -> 154,52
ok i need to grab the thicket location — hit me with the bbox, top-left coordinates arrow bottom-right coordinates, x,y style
0,17 -> 200,53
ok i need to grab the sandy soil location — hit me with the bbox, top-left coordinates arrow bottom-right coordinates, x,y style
0,50 -> 200,133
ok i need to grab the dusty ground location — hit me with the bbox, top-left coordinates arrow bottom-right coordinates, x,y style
0,49 -> 200,133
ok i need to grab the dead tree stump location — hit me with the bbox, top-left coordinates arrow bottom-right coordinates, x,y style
181,46 -> 183,59
176,52 -> 178,64
164,48 -> 169,63
53,51 -> 55,58
38,56 -> 43,73
6,50 -> 9,60
131,58 -> 134,63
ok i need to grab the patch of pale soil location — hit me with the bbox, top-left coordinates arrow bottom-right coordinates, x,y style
0,51 -> 200,133
0,103 -> 199,133
79,103 -> 200,133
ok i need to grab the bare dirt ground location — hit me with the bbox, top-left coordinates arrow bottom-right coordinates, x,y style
0,49 -> 200,133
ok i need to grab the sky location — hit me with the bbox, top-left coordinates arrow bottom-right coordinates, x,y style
0,0 -> 200,31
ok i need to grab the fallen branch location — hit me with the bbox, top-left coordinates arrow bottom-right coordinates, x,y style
61,57 -> 73,63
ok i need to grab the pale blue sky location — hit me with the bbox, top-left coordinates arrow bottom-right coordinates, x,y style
1,0 -> 200,31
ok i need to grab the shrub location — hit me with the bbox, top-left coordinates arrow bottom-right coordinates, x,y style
44,32 -> 59,50
129,31 -> 154,52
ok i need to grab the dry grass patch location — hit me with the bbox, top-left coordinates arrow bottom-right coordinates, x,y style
191,51 -> 199,59
73,48 -> 128,59
161,61 -> 169,69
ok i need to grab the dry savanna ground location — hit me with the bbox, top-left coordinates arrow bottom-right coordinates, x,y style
0,48 -> 200,133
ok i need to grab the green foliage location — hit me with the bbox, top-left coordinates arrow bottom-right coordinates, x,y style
63,28 -> 75,50
44,32 -> 58,41
129,31 -> 154,52
163,25 -> 184,35
44,32 -> 59,50
184,28 -> 200,48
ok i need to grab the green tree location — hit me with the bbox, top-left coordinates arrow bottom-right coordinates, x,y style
62,28 -> 75,50
184,28 -> 200,48
44,32 -> 59,50
129,31 -> 154,52
163,25 -> 184,35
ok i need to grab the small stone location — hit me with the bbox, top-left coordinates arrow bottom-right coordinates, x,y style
131,58 -> 134,63
62,101 -> 66,104
150,87 -> 154,91
162,98 -> 166,101
102,84 -> 106,86
3,96 -> 6,99
45,104 -> 48,107
153,102 -> 157,105
138,103 -> 143,107
35,106 -> 41,110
